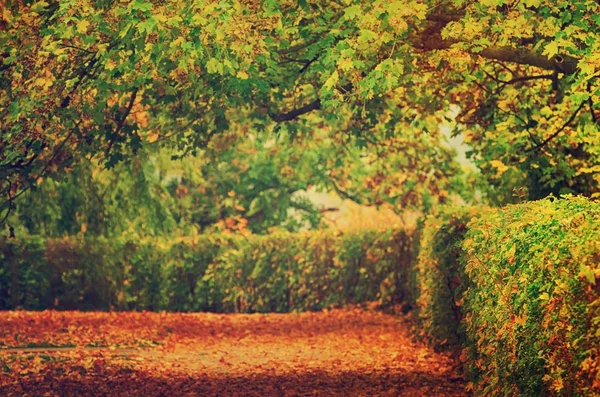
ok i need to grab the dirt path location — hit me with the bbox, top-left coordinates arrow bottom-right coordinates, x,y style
0,309 -> 468,396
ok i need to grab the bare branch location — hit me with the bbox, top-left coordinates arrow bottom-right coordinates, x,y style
0,181 -> 13,226
588,81 -> 597,123
500,73 -> 556,84
299,55 -> 319,74
589,97 -> 597,123
411,19 -> 579,75
270,98 -> 322,122
480,47 -> 578,75
526,101 -> 585,152
329,179 -> 362,204
105,88 -> 139,157
319,207 -> 339,213
58,43 -> 95,54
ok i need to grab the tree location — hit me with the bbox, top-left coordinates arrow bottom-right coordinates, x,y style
14,157 -> 176,237
11,119 -> 461,236
2,0 -> 599,221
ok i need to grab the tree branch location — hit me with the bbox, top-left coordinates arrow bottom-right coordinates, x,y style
0,120 -> 81,225
299,55 -> 319,74
270,83 -> 352,123
0,181 -> 13,226
526,101 -> 585,152
588,81 -> 597,123
479,47 -> 578,75
105,88 -> 139,157
270,98 -> 322,122
319,207 -> 339,213
589,97 -> 597,123
329,179 -> 362,204
412,20 -> 579,75
503,73 -> 555,84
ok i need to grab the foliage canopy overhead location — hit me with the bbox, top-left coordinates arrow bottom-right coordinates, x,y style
1,0 -> 600,219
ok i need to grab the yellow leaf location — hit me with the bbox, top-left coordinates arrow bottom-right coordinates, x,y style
147,132 -> 159,143
543,41 -> 559,59
234,205 -> 245,211
553,377 -> 564,392
490,160 -> 509,177
236,70 -> 249,80
81,223 -> 87,234
77,20 -> 90,34
34,77 -> 53,89
323,70 -> 339,91
505,244 -> 516,263
2,8 -> 12,22
514,313 -> 527,327
337,58 -> 354,72
105,60 -> 118,71
579,264 -> 596,284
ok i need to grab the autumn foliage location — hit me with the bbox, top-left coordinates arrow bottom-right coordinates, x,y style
0,309 -> 468,397
415,196 -> 600,396
3,0 -> 600,395
3,196 -> 599,395
1,228 -> 412,312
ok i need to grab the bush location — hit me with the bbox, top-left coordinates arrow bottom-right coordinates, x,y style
0,228 -> 413,313
416,196 -> 600,396
0,236 -> 48,310
6,197 -> 597,395
213,229 -> 413,313
414,206 -> 482,351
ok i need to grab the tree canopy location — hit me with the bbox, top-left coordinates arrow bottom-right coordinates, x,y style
1,0 -> 599,222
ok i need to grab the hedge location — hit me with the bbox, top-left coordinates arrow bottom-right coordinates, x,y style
415,205 -> 482,350
0,228 -> 413,313
3,196 -> 598,395
416,196 -> 600,396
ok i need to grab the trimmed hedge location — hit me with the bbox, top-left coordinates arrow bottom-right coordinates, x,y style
0,228 -> 413,313
415,206 -> 482,350
3,196 -> 598,395
416,196 -> 600,396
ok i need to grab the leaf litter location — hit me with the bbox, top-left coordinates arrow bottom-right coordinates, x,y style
0,309 -> 468,396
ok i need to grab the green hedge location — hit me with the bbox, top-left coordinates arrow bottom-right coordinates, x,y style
415,206 -> 482,350
416,196 -> 600,396
0,228 -> 413,313
4,197 -> 598,395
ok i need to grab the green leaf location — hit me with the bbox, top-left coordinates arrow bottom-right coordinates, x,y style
30,1 -> 49,13
343,6 -> 361,20
131,0 -> 153,12
206,57 -> 224,75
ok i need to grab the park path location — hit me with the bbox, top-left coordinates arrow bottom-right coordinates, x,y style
0,309 -> 468,396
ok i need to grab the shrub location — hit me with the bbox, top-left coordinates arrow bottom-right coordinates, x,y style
416,196 -> 600,396
462,196 -> 600,396
213,229 -> 414,313
0,228 -> 413,313
0,236 -> 47,310
415,206 -> 482,351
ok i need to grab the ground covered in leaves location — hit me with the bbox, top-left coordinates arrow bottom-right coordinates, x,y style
0,309 -> 468,396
